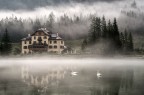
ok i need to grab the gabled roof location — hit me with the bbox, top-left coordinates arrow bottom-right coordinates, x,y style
49,34 -> 62,40
21,36 -> 31,41
31,28 -> 50,36
22,28 -> 63,41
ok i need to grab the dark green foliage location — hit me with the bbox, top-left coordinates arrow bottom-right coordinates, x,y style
124,29 -> 128,50
128,32 -> 134,51
48,13 -> 55,33
81,38 -> 87,51
107,20 -> 113,39
13,47 -> 21,55
31,86 -> 41,95
33,19 -> 42,31
101,16 -> 107,38
83,16 -> 134,54
88,17 -> 101,44
120,32 -> 125,48
88,17 -> 97,43
120,29 -> 134,52
1,28 -> 12,55
113,18 -> 122,50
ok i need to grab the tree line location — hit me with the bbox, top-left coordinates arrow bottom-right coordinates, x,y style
0,28 -> 12,55
0,13 -> 90,42
81,16 -> 134,54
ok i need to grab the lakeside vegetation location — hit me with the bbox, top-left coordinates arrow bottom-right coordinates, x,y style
0,14 -> 143,56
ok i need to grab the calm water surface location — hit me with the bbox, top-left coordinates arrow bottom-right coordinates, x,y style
0,58 -> 144,95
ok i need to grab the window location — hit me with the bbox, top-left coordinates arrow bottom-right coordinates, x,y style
49,46 -> 52,49
60,46 -> 64,49
29,51 -> 31,54
29,41 -> 31,44
33,41 -> 36,44
25,41 -> 27,44
44,36 -> 47,39
24,51 -> 27,54
24,46 -> 27,49
50,41 -> 52,44
54,46 -> 57,49
54,41 -> 57,44
34,36 -> 36,39
61,41 -> 63,44
44,41 -> 46,44
38,32 -> 41,35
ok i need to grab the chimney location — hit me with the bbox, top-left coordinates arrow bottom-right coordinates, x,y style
28,34 -> 31,37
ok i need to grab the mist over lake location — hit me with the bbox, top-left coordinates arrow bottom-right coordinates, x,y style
0,57 -> 144,95
0,0 -> 144,95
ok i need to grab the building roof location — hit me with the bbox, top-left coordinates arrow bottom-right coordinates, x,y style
22,28 -> 63,41
31,28 -> 50,36
21,36 -> 31,41
49,33 -> 62,40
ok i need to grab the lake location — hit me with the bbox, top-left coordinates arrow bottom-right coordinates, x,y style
0,57 -> 144,95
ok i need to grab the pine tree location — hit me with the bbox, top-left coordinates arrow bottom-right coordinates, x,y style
88,17 -> 97,44
107,20 -> 113,39
113,18 -> 122,49
48,12 -> 55,33
120,32 -> 125,49
124,29 -> 128,51
33,19 -> 41,31
88,17 -> 101,44
101,16 -> 107,38
128,32 -> 134,51
1,28 -> 12,55
81,38 -> 88,51
95,17 -> 101,38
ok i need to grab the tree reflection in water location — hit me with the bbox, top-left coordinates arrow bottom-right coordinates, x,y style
90,68 -> 134,95
0,64 -> 143,95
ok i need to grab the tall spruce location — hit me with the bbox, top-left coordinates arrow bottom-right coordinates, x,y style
113,18 -> 122,49
33,19 -> 41,31
88,17 -> 101,44
81,38 -> 88,51
95,17 -> 101,38
128,32 -> 134,51
124,29 -> 128,50
101,16 -> 107,38
107,20 -> 113,39
48,12 -> 55,33
120,32 -> 125,49
88,17 -> 97,44
1,28 -> 11,55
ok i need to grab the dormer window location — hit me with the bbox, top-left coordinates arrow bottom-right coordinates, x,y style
44,36 -> 47,39
38,32 -> 41,35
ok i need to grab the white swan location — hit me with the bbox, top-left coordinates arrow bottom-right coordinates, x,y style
71,71 -> 78,76
97,71 -> 102,79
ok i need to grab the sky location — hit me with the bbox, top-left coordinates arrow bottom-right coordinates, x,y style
0,0 -> 143,20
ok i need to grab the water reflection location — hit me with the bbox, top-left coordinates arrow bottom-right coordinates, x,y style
0,61 -> 143,95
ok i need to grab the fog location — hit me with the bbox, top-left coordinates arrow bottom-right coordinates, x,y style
0,57 -> 144,95
0,0 -> 143,20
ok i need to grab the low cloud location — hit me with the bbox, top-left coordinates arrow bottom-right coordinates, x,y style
0,0 -> 135,20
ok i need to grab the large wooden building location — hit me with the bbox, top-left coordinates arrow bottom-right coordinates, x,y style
21,28 -> 65,54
